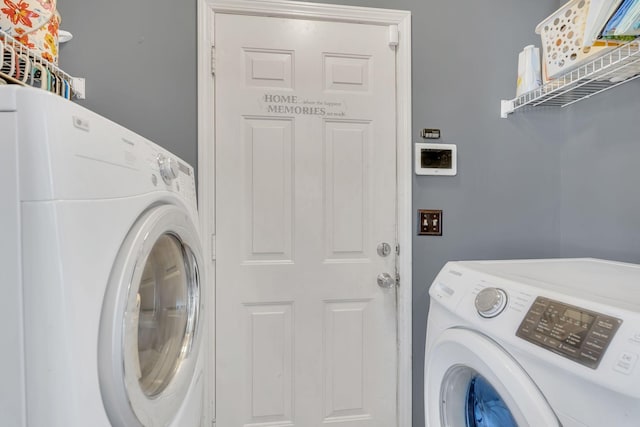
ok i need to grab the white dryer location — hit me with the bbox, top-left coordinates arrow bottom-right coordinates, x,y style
0,86 -> 206,427
425,258 -> 640,427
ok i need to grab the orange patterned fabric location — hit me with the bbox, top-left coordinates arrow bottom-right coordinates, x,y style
0,0 -> 59,64
1,0 -> 40,28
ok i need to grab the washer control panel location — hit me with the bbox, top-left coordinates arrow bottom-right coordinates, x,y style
516,297 -> 622,369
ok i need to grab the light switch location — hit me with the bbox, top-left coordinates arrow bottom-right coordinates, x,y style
418,210 -> 442,236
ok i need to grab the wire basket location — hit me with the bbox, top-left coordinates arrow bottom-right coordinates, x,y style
536,0 -> 619,80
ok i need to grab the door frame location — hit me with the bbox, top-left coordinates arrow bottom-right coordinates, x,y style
197,1 -> 412,425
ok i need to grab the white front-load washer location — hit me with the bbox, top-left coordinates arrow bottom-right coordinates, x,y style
0,86 -> 206,427
424,258 -> 640,427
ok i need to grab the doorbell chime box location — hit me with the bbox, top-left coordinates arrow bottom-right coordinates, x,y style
415,143 -> 457,176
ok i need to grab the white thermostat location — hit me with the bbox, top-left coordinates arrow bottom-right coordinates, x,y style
415,143 -> 457,176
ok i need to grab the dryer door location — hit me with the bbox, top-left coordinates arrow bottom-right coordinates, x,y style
425,328 -> 560,427
99,204 -> 203,427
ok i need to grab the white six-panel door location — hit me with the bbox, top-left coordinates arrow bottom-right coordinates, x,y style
215,12 -> 398,426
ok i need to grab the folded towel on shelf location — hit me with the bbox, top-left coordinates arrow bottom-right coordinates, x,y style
584,0 -> 625,46
601,0 -> 640,39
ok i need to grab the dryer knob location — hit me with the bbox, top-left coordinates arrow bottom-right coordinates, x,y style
158,155 -> 179,184
475,287 -> 508,318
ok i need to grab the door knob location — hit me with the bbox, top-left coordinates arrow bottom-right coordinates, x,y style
377,273 -> 396,289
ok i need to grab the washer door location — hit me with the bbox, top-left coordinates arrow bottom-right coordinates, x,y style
99,204 -> 203,427
425,328 -> 560,427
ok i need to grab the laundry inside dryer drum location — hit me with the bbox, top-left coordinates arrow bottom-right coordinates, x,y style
465,374 -> 517,427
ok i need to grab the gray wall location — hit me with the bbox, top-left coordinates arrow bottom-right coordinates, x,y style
57,0 -> 198,168
560,87 -> 640,262
56,1 -> 640,426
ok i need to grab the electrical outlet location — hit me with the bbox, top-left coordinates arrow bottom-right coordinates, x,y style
418,210 -> 442,236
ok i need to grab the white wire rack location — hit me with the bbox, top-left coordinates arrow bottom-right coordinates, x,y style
0,30 -> 84,99
501,39 -> 640,118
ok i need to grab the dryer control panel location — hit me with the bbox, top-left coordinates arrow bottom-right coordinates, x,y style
517,297 -> 622,369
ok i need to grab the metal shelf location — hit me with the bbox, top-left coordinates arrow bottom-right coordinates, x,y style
501,39 -> 640,118
1,30 -> 85,99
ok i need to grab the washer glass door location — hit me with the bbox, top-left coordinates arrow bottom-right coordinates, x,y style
425,328 -> 560,427
465,373 -> 517,427
441,366 -> 517,427
136,232 -> 195,397
99,204 -> 203,427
